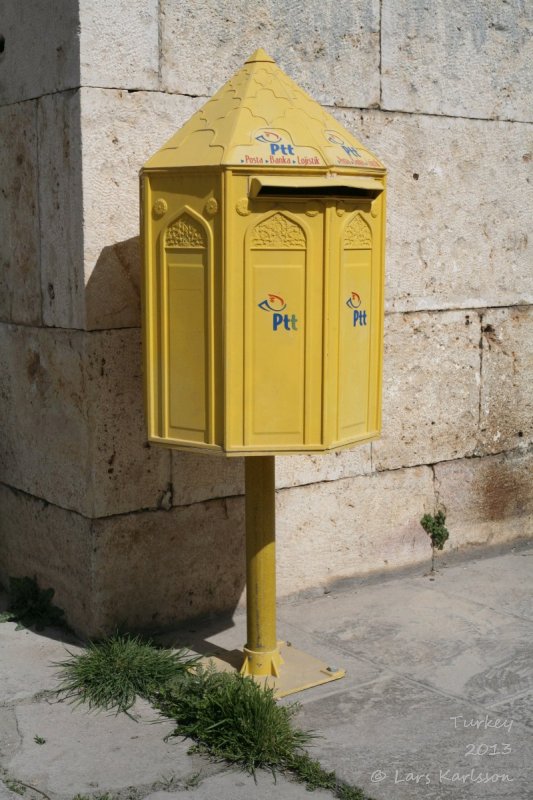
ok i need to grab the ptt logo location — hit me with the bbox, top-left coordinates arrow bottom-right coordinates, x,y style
325,129 -> 361,158
255,129 -> 294,156
325,130 -> 345,145
256,130 -> 282,144
346,292 -> 367,327
258,294 -> 298,332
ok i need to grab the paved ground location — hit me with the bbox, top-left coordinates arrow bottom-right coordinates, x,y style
1,541 -> 532,800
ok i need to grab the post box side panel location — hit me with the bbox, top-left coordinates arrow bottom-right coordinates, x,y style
338,247 -> 373,438
327,203 -> 384,447
370,188 -> 386,436
142,172 -> 223,449
338,212 -> 373,441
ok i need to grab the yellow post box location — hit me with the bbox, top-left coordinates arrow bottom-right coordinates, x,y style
141,49 -> 386,694
141,48 -> 385,457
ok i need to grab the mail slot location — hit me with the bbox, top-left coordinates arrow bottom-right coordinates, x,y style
141,49 -> 386,456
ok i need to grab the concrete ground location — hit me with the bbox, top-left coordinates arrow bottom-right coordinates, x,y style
1,542 -> 532,800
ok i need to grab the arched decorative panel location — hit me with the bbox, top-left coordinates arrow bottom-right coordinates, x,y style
337,211 -> 374,441
163,209 -> 210,443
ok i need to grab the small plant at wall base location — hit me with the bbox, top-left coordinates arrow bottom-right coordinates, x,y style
0,576 -> 66,631
421,511 -> 450,573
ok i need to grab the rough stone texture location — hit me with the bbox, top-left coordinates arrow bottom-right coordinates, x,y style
0,325 -> 170,517
382,0 -> 533,122
0,484 -> 93,634
172,453 -> 245,506
170,447 -> 372,507
478,306 -> 533,455
276,446 -> 372,489
85,329 -> 171,517
0,485 -> 246,637
80,88 -> 203,330
372,311 -> 481,471
0,0 -> 79,106
435,448 -> 533,548
160,0 -> 381,107
38,91 -> 84,329
79,0 -> 159,91
0,325 -> 89,511
0,102 -> 41,326
331,109 -> 533,314
90,497 -> 246,636
275,465 -> 435,595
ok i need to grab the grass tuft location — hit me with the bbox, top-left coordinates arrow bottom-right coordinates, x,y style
155,666 -> 312,774
55,638 -> 374,799
155,666 -> 374,797
55,634 -> 198,714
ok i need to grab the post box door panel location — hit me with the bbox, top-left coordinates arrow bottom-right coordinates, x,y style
161,209 -> 211,444
243,209 -> 323,448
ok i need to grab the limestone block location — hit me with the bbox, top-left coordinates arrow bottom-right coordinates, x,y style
382,0 -> 533,122
0,325 -> 170,517
0,102 -> 41,325
372,311 -> 480,471
79,0 -> 159,91
0,485 -> 93,634
90,496 -> 245,636
171,453 -> 245,506
160,0 -> 380,107
332,109 -> 533,313
38,91 -> 85,328
275,465 -> 435,596
478,306 -> 533,454
275,446 -> 372,490
0,325 -> 89,511
170,447 -> 373,506
80,88 -> 203,329
434,449 -> 533,547
85,329 -> 171,517
0,0 -> 79,106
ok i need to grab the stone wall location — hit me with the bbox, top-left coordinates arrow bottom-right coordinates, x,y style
0,0 -> 531,636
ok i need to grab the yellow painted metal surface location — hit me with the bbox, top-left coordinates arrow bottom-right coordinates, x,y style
141,48 -> 386,456
240,456 -> 283,678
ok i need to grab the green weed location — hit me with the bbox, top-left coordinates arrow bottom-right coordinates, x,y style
155,666 -> 312,774
421,511 -> 450,572
155,666 -> 373,797
33,735 -> 46,745
56,638 -> 374,799
55,634 -> 198,714
4,778 -> 26,796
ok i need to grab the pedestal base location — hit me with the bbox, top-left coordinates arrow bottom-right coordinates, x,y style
205,641 -> 345,698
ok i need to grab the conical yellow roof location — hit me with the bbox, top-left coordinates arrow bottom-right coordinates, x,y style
144,49 -> 384,171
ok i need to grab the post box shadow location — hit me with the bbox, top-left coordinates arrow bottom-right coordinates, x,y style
157,613 -> 245,671
85,237 -> 247,634
85,236 -> 142,330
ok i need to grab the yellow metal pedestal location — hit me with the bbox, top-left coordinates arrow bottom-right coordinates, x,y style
238,456 -> 345,696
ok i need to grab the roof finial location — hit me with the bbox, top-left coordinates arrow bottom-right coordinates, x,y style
245,48 -> 275,64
